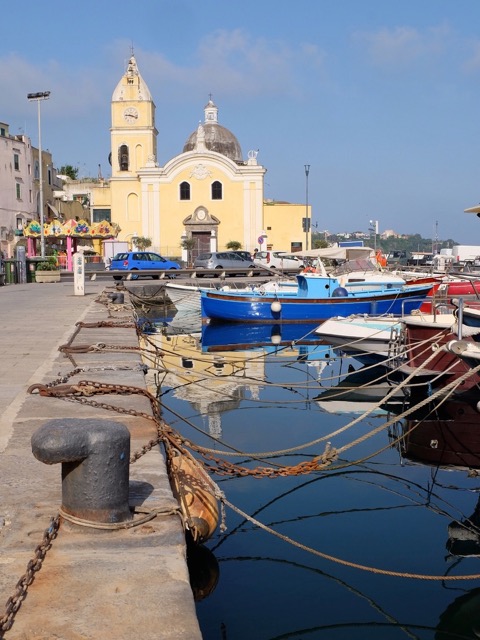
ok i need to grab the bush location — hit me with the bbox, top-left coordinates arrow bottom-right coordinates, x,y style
36,259 -> 58,271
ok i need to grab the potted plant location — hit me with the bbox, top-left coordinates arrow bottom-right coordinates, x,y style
35,258 -> 61,283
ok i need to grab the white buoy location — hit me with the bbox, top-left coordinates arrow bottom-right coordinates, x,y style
271,300 -> 282,313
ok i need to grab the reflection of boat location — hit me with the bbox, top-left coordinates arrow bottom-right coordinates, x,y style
397,399 -> 480,561
399,399 -> 480,470
436,587 -> 480,638
201,273 -> 436,324
315,365 -> 403,414
201,322 -> 320,351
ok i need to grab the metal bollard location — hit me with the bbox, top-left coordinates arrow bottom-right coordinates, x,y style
31,418 -> 132,524
108,291 -> 124,304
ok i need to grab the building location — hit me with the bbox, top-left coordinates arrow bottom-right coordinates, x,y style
0,122 -> 54,257
62,54 -> 310,260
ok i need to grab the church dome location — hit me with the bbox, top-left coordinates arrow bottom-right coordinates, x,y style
183,99 -> 243,163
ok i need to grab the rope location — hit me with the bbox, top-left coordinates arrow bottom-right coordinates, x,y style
58,505 -> 181,530
222,496 -> 480,580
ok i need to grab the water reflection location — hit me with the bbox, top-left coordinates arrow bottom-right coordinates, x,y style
140,309 -> 480,640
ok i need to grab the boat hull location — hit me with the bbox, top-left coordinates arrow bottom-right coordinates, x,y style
201,285 -> 434,324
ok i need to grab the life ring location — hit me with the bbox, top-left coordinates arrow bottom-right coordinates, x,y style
303,266 -> 316,274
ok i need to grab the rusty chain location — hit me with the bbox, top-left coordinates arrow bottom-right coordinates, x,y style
0,516 -> 60,636
28,380 -> 338,477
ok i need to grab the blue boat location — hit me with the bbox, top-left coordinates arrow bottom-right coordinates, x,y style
200,273 -> 435,324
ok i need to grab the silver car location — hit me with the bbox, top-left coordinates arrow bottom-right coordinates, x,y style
193,251 -> 255,275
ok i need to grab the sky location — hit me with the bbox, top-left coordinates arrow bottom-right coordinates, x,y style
2,0 -> 480,244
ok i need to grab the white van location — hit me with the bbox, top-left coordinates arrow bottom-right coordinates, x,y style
254,251 -> 304,271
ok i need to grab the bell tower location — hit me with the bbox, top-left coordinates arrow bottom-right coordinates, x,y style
110,54 -> 158,177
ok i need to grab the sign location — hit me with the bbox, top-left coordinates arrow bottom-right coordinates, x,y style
73,252 -> 85,296
258,236 -> 264,245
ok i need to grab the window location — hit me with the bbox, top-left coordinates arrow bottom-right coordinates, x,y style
92,209 -> 111,222
211,180 -> 222,200
119,145 -> 129,171
13,154 -> 19,171
16,183 -> 21,199
180,181 -> 191,200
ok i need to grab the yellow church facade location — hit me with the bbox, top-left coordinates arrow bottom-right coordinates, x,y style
89,55 -> 310,260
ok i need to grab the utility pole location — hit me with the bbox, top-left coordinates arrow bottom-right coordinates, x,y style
304,164 -> 310,251
27,91 -> 51,258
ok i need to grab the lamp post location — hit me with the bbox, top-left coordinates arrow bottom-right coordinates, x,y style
27,91 -> 50,258
304,164 -> 310,251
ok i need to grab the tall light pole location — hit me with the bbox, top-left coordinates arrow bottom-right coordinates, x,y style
304,164 -> 310,251
27,91 -> 50,258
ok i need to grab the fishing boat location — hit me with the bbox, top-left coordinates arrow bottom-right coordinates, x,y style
200,272 -> 436,324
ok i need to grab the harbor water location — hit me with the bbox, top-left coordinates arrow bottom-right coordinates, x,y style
143,309 -> 480,640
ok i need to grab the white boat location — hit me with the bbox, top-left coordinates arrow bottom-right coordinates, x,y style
165,280 -> 297,314
315,315 -> 403,364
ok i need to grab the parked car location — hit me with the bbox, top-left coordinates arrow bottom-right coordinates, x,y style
254,250 -> 304,271
110,251 -> 181,280
232,250 -> 253,262
193,251 -> 255,275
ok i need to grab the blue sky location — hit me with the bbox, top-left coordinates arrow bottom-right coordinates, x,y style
2,0 -> 480,243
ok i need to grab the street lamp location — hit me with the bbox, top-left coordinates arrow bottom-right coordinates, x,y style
304,164 -> 310,251
27,91 -> 50,258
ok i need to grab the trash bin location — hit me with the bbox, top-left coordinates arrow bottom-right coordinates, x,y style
3,259 -> 18,284
26,260 -> 35,283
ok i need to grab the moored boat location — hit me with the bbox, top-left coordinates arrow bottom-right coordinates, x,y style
387,313 -> 480,399
201,273 -> 436,324
315,314 -> 403,364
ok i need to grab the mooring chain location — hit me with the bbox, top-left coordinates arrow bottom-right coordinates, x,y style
0,516 -> 60,636
28,380 -> 340,478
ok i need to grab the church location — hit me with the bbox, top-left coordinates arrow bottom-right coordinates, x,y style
70,54 -> 311,261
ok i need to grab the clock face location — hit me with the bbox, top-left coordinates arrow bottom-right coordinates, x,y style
124,107 -> 138,123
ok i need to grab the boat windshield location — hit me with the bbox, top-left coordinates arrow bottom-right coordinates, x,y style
331,259 -> 378,276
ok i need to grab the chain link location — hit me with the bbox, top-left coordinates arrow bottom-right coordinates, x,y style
0,516 -> 60,635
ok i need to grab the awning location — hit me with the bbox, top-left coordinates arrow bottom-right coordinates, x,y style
47,203 -> 60,217
285,246 -> 375,260
464,204 -> 480,214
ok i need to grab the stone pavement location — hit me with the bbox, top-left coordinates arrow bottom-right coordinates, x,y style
0,281 -> 202,639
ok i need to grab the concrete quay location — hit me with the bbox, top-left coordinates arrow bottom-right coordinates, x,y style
0,280 -> 202,639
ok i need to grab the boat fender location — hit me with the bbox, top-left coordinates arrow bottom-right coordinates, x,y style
271,300 -> 282,313
332,286 -> 348,298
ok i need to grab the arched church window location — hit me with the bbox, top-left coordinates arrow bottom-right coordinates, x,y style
119,145 -> 129,171
211,181 -> 222,200
180,181 -> 191,201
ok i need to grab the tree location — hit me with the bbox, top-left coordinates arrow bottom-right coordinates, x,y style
226,240 -> 242,250
181,237 -> 196,267
132,236 -> 152,251
58,165 -> 79,180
